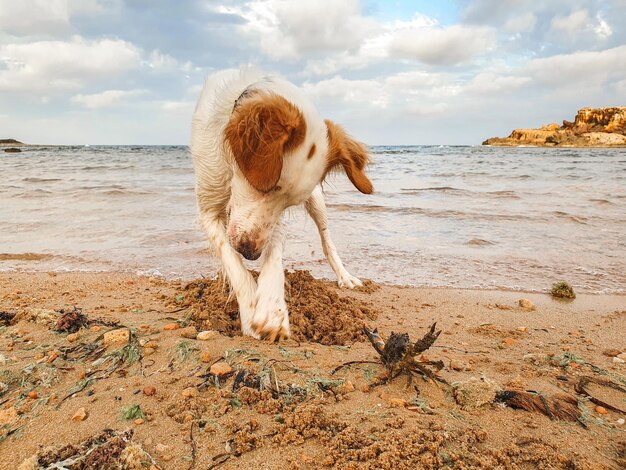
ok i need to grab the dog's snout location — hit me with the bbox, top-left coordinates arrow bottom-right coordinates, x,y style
236,238 -> 262,261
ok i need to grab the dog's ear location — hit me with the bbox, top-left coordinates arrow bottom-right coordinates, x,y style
225,94 -> 306,192
324,119 -> 373,194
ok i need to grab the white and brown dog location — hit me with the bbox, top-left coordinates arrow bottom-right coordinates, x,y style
190,68 -> 372,341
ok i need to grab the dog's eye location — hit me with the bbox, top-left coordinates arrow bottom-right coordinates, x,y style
272,185 -> 282,192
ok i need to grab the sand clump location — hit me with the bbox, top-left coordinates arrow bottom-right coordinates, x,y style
182,270 -> 376,345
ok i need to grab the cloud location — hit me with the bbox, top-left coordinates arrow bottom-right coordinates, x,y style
227,0 -> 377,60
0,36 -> 141,92
0,0 -> 69,36
71,89 -> 146,108
389,22 -> 496,65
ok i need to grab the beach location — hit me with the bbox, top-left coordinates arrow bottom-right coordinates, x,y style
1,271 -> 625,469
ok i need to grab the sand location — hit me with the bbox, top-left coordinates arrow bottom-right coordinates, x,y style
0,271 -> 624,469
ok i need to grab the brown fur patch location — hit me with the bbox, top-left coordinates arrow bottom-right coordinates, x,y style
324,119 -> 373,194
307,143 -> 316,160
225,94 -> 306,192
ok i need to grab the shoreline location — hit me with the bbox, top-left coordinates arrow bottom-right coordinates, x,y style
1,270 -> 625,468
1,267 -> 624,296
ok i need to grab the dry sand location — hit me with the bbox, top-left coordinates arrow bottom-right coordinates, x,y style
0,271 -> 624,469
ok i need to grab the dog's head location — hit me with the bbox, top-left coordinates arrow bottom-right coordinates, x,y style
224,90 -> 372,260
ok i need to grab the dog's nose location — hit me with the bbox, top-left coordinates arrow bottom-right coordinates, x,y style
236,239 -> 262,261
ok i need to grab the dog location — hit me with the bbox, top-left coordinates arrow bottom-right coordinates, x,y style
190,68 -> 372,341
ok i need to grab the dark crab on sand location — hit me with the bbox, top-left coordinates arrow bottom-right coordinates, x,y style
364,323 -> 446,386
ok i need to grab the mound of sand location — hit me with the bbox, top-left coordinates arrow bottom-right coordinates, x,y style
181,270 -> 376,345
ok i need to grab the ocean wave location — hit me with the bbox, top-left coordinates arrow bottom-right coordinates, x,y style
22,177 -> 63,182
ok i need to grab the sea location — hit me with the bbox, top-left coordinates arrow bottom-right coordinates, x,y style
1,145 -> 625,294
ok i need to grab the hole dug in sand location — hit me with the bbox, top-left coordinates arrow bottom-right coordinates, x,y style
181,270 -> 377,345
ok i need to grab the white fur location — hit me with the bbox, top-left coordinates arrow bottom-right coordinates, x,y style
190,68 -> 361,340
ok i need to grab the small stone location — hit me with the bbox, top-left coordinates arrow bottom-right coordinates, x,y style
67,332 -> 80,343
335,381 -> 355,395
453,377 -> 498,409
103,329 -> 130,347
450,360 -> 468,371
134,418 -> 144,425
387,398 -> 409,407
47,352 -> 58,363
595,406 -> 608,415
614,357 -> 625,364
518,299 -> 535,310
144,341 -> 159,349
617,352 -> 626,361
615,418 -> 625,426
90,325 -> 101,333
143,386 -> 156,396
502,338 -> 517,347
179,326 -> 198,339
210,362 -> 233,376
71,407 -> 88,421
182,387 -> 199,398
163,323 -> 180,331
143,347 -> 156,356
602,348 -> 620,357
200,351 -> 213,363
196,330 -> 218,341
155,443 -> 168,454
516,326 -> 528,333
28,391 -> 38,399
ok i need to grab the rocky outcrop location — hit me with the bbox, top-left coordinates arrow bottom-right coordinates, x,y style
483,107 -> 626,147
0,139 -> 24,145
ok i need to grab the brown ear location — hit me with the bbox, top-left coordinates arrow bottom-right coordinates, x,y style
225,94 -> 306,192
325,119 -> 373,194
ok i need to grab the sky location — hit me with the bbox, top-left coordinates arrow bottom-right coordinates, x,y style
1,0 -> 625,145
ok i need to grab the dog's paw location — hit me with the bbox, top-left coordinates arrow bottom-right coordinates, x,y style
251,298 -> 290,342
336,270 -> 363,289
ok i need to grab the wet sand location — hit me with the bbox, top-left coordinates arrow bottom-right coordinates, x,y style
0,271 -> 625,469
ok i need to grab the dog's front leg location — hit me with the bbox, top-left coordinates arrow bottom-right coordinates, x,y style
251,222 -> 290,341
198,210 -> 259,338
305,186 -> 363,288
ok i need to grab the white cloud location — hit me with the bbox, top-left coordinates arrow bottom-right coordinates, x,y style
159,100 -> 195,112
389,22 -> 496,66
71,89 -> 146,108
0,0 -> 69,36
228,0 -> 377,60
0,36 -> 141,92
527,45 -> 626,86
504,12 -> 536,33
465,72 -> 532,94
0,0 -> 121,37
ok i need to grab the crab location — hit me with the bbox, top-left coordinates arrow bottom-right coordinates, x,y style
363,323 -> 447,387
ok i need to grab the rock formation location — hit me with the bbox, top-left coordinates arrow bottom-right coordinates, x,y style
483,107 -> 626,147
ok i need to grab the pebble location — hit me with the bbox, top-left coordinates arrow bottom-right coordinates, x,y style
210,362 -> 233,376
602,349 -> 620,357
28,391 -> 38,399
134,418 -> 144,425
179,326 -> 198,339
196,330 -> 218,341
143,386 -> 156,396
335,381 -> 355,395
67,332 -> 80,343
595,406 -> 608,415
155,443 -> 168,454
71,407 -> 88,421
614,357 -> 625,364
200,351 -> 214,363
450,360 -> 469,371
47,352 -> 58,363
163,323 -> 180,331
516,326 -> 528,333
144,340 -> 159,349
615,418 -> 625,426
143,347 -> 156,356
617,352 -> 626,361
103,329 -> 130,347
90,325 -> 101,333
518,299 -> 535,310
182,387 -> 199,398
502,338 -> 517,347
452,377 -> 498,409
